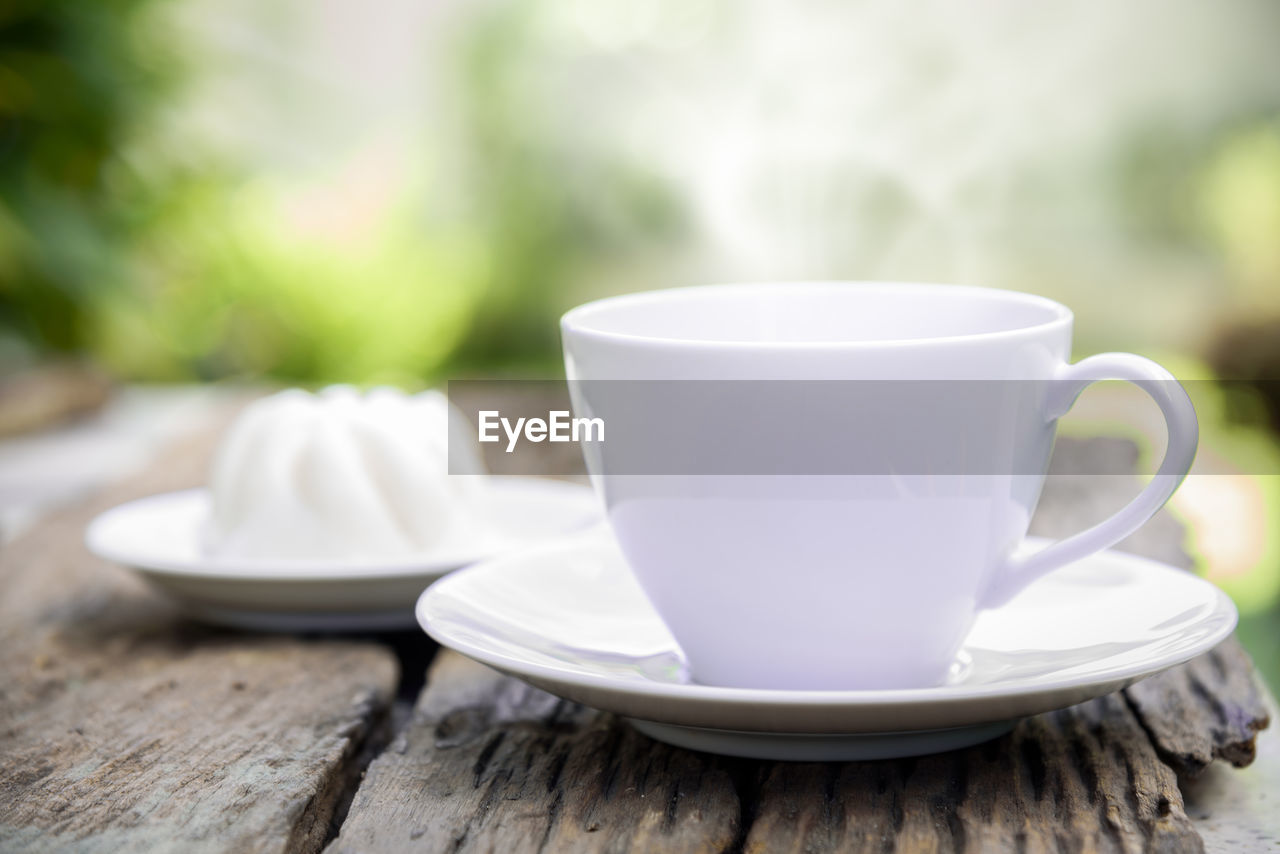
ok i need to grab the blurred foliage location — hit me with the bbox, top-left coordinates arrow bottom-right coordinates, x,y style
88,171 -> 488,383
0,0 -> 175,364
1,0 -> 1280,683
440,1 -> 685,373
0,0 -> 1274,384
0,0 -> 684,383
1199,121 -> 1280,306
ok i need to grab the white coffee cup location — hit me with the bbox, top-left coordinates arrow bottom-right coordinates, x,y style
560,282 -> 1197,690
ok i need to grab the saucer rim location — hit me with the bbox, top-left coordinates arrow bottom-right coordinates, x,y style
86,477 -> 599,581
415,535 -> 1238,718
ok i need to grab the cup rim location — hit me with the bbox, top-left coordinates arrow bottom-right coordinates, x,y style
560,281 -> 1073,350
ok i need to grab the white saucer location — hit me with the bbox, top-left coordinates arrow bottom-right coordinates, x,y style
416,529 -> 1237,761
87,477 -> 600,631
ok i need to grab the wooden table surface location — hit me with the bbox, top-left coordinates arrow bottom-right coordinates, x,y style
0,393 -> 1275,853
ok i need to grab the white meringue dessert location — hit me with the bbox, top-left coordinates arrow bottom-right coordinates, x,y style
204,386 -> 496,561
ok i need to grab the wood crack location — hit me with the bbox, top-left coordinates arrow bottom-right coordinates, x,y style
314,692 -> 398,853
0,414 -> 401,854
2,422 -> 1269,854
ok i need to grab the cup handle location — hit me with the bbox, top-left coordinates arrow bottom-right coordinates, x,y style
981,353 -> 1199,608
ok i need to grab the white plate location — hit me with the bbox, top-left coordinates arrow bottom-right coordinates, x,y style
87,477 -> 600,631
417,529 -> 1237,761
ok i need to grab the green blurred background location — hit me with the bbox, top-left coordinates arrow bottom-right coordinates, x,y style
2,0 -> 1279,677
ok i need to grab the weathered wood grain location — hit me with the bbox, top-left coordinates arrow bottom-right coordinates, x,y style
2,399 -> 1270,853
326,652 -> 741,854
0,408 -> 399,854
332,651 -> 1204,854
330,435 -> 1265,854
744,695 -> 1200,854
1034,438 -> 1271,777
1180,689 -> 1280,853
1126,643 -> 1271,776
